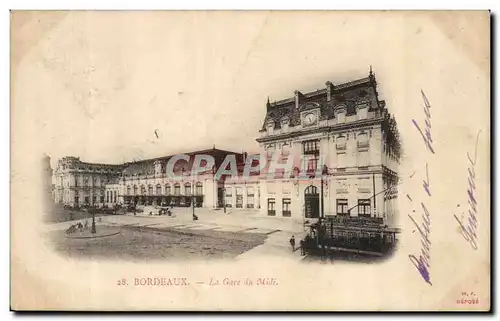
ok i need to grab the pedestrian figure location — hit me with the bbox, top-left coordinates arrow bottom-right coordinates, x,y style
289,235 -> 296,252
300,239 -> 305,256
84,220 -> 88,228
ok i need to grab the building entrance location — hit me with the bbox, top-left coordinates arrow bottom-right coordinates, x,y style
304,185 -> 319,218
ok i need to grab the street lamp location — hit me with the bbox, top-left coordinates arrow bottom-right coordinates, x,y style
223,187 -> 226,214
91,210 -> 96,234
320,165 -> 328,219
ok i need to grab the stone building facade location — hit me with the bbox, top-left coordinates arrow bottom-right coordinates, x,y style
255,70 -> 401,226
119,149 -> 243,208
52,71 -> 400,227
53,156 -> 125,207
53,150 -> 245,209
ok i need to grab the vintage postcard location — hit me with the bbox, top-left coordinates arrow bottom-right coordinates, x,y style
10,11 -> 490,311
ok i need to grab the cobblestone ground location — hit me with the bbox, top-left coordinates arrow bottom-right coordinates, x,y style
47,225 -> 268,262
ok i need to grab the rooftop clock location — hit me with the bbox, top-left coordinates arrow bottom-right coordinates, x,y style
303,112 -> 317,126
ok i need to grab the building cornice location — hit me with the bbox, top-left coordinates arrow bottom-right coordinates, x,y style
256,117 -> 384,143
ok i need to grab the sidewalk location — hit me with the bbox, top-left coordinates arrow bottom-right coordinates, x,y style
124,207 -> 307,234
236,230 -> 307,262
44,207 -> 308,238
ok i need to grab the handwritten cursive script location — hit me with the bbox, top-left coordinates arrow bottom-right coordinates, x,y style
408,90 -> 434,286
412,90 -> 435,154
408,202 -> 432,285
454,130 -> 481,250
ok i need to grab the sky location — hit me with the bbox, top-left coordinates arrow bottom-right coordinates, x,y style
11,11 -> 488,170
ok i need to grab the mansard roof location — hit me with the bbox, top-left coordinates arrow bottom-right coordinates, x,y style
122,148 -> 244,176
261,72 -> 384,130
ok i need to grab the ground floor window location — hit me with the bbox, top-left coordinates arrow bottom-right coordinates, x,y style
225,189 -> 232,207
247,187 -> 255,208
358,199 -> 371,217
196,182 -> 203,195
247,196 -> 254,208
267,198 -> 276,216
337,199 -> 348,215
282,198 -> 291,217
236,187 -> 243,208
100,196 -> 104,203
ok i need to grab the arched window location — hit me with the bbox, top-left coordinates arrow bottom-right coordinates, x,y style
195,182 -> 203,195
165,184 -> 171,195
148,185 -> 153,195
141,185 -> 146,195
156,184 -> 162,195
127,185 -> 131,196
133,185 -> 137,196
305,185 -> 318,195
185,183 -> 191,196
174,183 -> 180,196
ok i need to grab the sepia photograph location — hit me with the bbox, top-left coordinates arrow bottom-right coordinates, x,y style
10,10 -> 490,311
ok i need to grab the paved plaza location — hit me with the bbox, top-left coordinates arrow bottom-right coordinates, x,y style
44,207 -> 308,262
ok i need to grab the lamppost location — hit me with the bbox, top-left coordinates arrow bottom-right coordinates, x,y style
223,187 -> 226,214
320,164 -> 328,219
91,209 -> 96,234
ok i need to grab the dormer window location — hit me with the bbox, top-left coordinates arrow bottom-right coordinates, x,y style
281,117 -> 290,132
266,121 -> 274,135
334,105 -> 347,124
356,102 -> 369,120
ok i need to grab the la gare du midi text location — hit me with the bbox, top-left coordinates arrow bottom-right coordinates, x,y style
132,277 -> 278,287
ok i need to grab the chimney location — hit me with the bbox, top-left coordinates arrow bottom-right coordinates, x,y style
294,90 -> 301,109
326,81 -> 333,101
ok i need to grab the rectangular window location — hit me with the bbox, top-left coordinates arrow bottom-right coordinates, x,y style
236,187 -> 243,208
282,198 -> 291,217
357,150 -> 370,168
225,189 -> 232,207
247,187 -> 254,208
307,157 -> 319,171
267,198 -> 276,216
358,199 -> 371,217
196,184 -> 203,195
336,136 -> 347,150
337,152 -> 347,169
336,199 -> 348,215
303,140 -> 320,154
